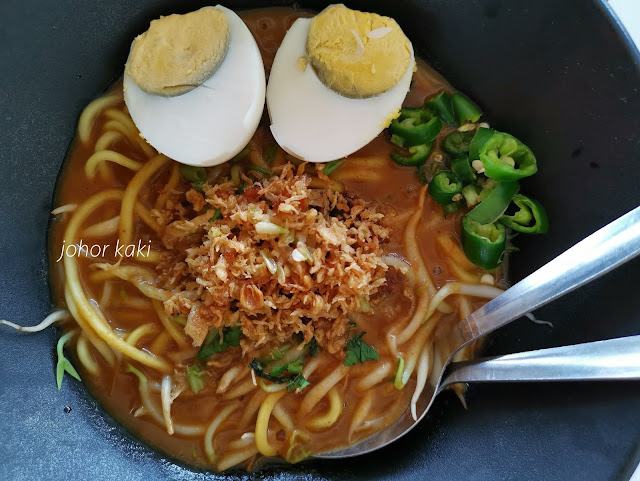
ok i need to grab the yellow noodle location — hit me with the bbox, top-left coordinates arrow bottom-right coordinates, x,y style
151,299 -> 188,349
155,162 -> 181,210
85,150 -> 143,180
91,263 -> 170,301
119,154 -> 169,248
204,404 -> 238,463
94,130 -> 123,152
76,333 -> 100,376
135,249 -> 162,264
126,323 -> 158,346
149,330 -> 172,355
307,388 -> 342,431
134,201 -> 162,232
331,168 -> 383,183
355,361 -> 392,392
62,189 -> 170,371
258,379 -> 287,393
301,355 -> 323,379
102,118 -> 155,158
99,281 -> 112,308
300,364 -> 347,416
255,391 -> 286,456
78,94 -> 120,143
64,285 -> 116,367
51,204 -> 78,215
308,177 -> 344,192
82,215 -> 120,238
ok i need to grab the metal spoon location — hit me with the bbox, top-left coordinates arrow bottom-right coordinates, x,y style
318,205 -> 640,458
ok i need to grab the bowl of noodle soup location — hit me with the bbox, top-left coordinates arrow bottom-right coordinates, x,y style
2,1 -> 640,480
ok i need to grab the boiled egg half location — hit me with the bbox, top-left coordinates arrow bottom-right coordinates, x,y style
123,5 -> 266,167
267,4 -> 415,163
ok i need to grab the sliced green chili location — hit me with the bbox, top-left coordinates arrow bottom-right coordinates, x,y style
426,91 -> 457,126
451,93 -> 482,124
443,131 -> 474,156
390,116 -> 442,146
450,154 -> 477,183
231,147 -> 251,163
500,194 -> 549,234
469,127 -> 496,161
397,107 -> 434,123
428,171 -> 463,205
390,134 -> 406,147
462,217 -> 506,270
390,143 -> 433,166
479,131 -> 538,181
467,181 -> 519,224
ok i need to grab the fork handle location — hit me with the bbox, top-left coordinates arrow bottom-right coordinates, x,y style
440,335 -> 640,389
449,205 -> 640,356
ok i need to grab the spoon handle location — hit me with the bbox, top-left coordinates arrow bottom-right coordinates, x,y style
450,205 -> 640,355
440,335 -> 640,388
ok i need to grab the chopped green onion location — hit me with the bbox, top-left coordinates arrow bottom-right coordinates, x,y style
260,251 -> 278,274
359,297 -> 372,313
186,365 -> 204,394
264,145 -> 277,165
230,165 -> 243,187
276,265 -> 286,284
208,208 -> 222,222
248,164 -> 271,175
323,159 -> 345,176
255,221 -> 288,235
180,165 -> 207,192
287,374 -> 310,391
172,315 -> 187,326
291,242 -> 313,263
56,331 -> 81,390
198,325 -> 242,359
231,147 -> 251,163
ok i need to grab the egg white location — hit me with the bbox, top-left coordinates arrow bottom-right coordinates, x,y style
123,5 -> 266,167
266,18 -> 415,163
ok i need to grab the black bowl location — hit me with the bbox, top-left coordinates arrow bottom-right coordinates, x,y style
1,1 -> 639,480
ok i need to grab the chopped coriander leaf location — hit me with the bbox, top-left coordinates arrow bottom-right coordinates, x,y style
198,325 -> 242,359
180,165 -> 207,192
186,365 -> 204,394
56,331 -> 81,390
264,145 -> 278,164
344,331 -> 379,367
249,358 -> 288,384
287,374 -> 310,391
208,208 -> 222,222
